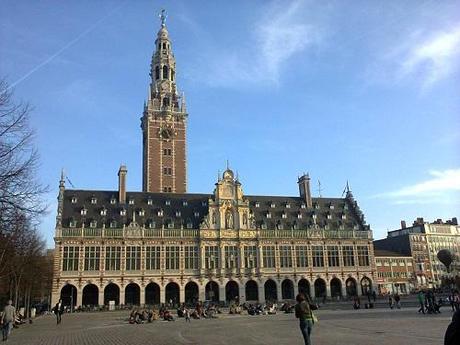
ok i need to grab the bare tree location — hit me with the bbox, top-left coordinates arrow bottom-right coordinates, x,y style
0,78 -> 48,273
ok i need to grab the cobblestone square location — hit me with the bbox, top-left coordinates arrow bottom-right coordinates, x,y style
6,307 -> 450,345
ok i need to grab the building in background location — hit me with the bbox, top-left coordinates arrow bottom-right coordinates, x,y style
374,249 -> 414,294
374,218 -> 459,288
51,14 -> 375,308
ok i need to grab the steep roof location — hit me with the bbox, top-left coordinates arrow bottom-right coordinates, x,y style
61,189 -> 368,231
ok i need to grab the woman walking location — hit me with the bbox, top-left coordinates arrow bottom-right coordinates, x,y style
295,293 -> 317,345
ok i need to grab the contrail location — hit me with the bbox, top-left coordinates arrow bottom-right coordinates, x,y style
7,1 -> 127,90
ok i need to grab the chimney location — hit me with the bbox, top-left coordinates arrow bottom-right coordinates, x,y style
452,217 -> 458,226
298,173 -> 312,208
118,165 -> 127,204
401,220 -> 406,229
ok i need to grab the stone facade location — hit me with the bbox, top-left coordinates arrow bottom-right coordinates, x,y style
374,250 -> 414,294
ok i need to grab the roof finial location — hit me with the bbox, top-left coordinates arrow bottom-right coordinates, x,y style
317,179 -> 323,198
159,9 -> 167,27
226,159 -> 229,170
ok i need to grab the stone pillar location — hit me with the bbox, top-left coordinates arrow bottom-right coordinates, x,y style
356,282 -> 362,296
326,284 -> 331,298
277,281 -> 282,301
160,286 -> 166,304
76,288 -> 82,307
217,284 -> 224,304
140,287 -> 146,306
341,285 -> 347,298
98,289 -> 104,306
293,281 -> 299,297
199,284 -> 205,302
179,286 -> 185,304
258,283 -> 265,303
239,284 -> 246,303
120,288 -> 126,306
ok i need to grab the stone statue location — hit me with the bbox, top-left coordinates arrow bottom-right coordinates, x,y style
159,9 -> 167,27
225,210 -> 233,229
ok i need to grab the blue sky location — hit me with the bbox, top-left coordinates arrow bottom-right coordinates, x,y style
1,0 -> 459,248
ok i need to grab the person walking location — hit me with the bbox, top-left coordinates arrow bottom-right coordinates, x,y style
388,295 -> 394,309
295,293 -> 317,345
1,300 -> 16,341
394,293 -> 401,309
54,300 -> 64,325
417,290 -> 425,314
444,309 -> 460,345
184,308 -> 191,323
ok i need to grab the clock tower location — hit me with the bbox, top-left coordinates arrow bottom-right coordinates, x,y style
141,11 -> 187,193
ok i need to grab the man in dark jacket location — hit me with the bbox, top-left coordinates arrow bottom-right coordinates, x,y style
54,300 -> 65,324
444,310 -> 460,345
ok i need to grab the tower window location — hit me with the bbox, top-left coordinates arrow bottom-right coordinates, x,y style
163,187 -> 172,192
163,167 -> 172,175
155,66 -> 160,80
163,148 -> 172,156
163,65 -> 168,79
171,69 -> 175,81
163,42 -> 166,49
163,97 -> 169,107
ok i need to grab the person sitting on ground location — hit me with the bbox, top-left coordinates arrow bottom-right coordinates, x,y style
163,309 -> 175,321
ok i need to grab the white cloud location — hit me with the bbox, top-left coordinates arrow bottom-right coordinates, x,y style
401,26 -> 460,87
376,168 -> 460,204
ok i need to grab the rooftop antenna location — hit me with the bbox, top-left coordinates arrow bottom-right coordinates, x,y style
226,159 -> 230,170
317,179 -> 323,198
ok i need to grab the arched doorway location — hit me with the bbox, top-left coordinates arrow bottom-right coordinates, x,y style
264,279 -> 277,302
125,283 -> 140,306
165,282 -> 180,307
330,278 -> 342,298
298,279 -> 310,297
205,281 -> 219,302
361,277 -> 372,296
82,284 -> 99,306
104,283 -> 120,305
314,278 -> 326,298
346,278 -> 357,297
225,281 -> 239,302
184,282 -> 199,305
281,279 -> 294,300
145,282 -> 160,305
245,280 -> 259,301
60,284 -> 77,307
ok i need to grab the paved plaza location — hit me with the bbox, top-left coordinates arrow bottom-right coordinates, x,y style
6,307 -> 450,345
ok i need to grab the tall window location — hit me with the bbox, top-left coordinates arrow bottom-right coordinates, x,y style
296,245 -> 309,268
165,246 -> 180,270
225,246 -> 239,269
312,246 -> 324,267
244,246 -> 257,268
184,246 -> 199,270
62,246 -> 79,271
357,246 -> 370,266
205,246 -> 219,269
163,65 -> 168,79
327,246 -> 340,267
343,246 -> 355,266
155,66 -> 160,80
126,246 -> 141,271
84,246 -> 100,271
145,246 -> 161,270
105,246 -> 121,271
262,246 -> 276,268
279,245 -> 292,268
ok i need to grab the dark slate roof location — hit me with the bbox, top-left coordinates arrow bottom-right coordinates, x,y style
373,249 -> 410,258
61,190 -> 368,231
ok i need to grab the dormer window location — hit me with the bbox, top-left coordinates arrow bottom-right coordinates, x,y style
139,209 -> 145,217
110,198 -> 116,205
129,199 -> 134,205
110,220 -> 117,228
327,213 -> 332,219
353,224 -> 359,230
315,204 -> 320,209
297,213 -> 303,219
266,212 -> 272,219
286,203 -> 291,208
90,220 -> 97,228
120,209 -> 126,216
71,196 -> 77,204
344,204 -> 349,210
69,219 -> 76,227
261,222 -> 267,230
255,202 -> 260,208
91,197 -> 97,204
276,222 -> 283,230
158,210 -> 164,217
282,213 -> 287,219
201,201 -> 207,207
301,203 -> 306,209
175,211 -> 181,217
325,224 -> 330,230
100,209 -> 107,216
186,221 -> 193,229
182,200 -> 188,206
312,213 -> 317,219
81,208 -> 87,216
329,204 -> 334,210
342,214 -> 347,220
167,221 -> 174,229
164,200 -> 170,206
270,203 -> 276,208
194,211 -> 200,218
147,198 -> 153,205
292,222 -> 298,230
148,220 -> 155,228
